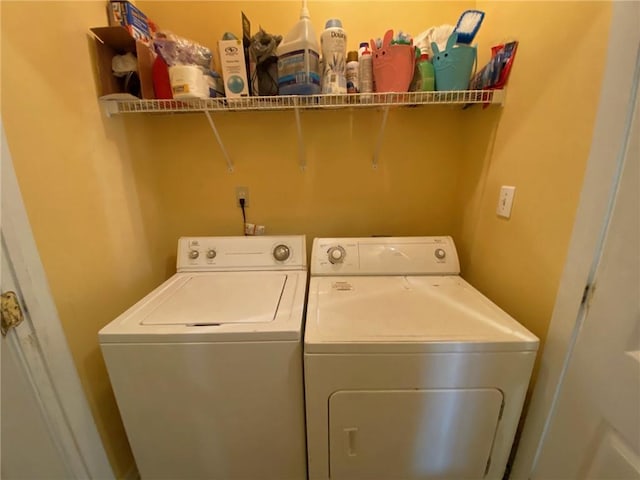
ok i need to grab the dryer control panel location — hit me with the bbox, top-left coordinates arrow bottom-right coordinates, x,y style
177,235 -> 306,272
311,236 -> 460,276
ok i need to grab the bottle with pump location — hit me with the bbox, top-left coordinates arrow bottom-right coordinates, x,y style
277,0 -> 321,95
320,19 -> 347,94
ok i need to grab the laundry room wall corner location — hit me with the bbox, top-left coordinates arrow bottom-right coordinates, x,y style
454,1 -> 612,356
1,3 -> 169,476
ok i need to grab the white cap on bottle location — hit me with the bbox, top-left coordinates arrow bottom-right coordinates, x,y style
300,0 -> 310,18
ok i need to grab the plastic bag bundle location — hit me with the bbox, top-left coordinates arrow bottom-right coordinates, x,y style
249,28 -> 282,96
153,31 -> 213,68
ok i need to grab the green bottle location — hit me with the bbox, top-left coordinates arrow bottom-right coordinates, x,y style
417,53 -> 435,91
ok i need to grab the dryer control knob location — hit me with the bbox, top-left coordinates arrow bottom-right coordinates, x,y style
273,244 -> 291,262
328,246 -> 346,264
434,248 -> 446,260
189,250 -> 200,259
206,249 -> 217,259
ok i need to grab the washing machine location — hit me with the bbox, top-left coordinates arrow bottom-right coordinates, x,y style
99,236 -> 308,480
304,236 -> 539,480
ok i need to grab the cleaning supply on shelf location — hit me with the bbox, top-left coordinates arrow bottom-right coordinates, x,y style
358,42 -> 369,58
358,45 -> 373,100
277,0 -> 321,95
391,31 -> 412,45
453,10 -> 485,45
320,19 -> 347,94
417,54 -> 435,91
371,30 -> 415,93
470,41 -> 519,90
432,32 -> 477,91
152,55 -> 173,99
414,25 -> 455,58
346,51 -> 359,93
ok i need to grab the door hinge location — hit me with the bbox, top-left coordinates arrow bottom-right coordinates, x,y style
1,291 -> 24,336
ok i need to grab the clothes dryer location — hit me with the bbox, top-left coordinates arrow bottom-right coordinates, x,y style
304,236 -> 539,480
100,236 -> 308,480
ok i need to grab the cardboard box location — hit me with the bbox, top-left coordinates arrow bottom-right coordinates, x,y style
218,39 -> 249,98
90,26 -> 155,99
107,1 -> 151,44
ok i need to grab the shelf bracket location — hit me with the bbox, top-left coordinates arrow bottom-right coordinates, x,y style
372,106 -> 390,169
204,110 -> 234,172
294,106 -> 306,171
101,100 -> 120,118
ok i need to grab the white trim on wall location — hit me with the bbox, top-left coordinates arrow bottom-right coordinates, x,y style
1,122 -> 115,479
510,2 -> 640,478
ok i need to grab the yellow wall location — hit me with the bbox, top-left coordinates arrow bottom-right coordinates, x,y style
1,0 -> 611,477
1,2 -> 168,476
455,1 -> 611,345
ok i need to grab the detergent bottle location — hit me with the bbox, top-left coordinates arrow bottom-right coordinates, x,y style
277,0 -> 321,95
320,19 -> 347,94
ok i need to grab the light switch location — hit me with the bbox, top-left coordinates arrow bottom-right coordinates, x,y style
497,186 -> 516,218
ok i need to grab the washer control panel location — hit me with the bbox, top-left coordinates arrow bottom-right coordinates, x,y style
273,244 -> 291,262
311,236 -> 460,276
177,236 -> 306,272
327,246 -> 346,264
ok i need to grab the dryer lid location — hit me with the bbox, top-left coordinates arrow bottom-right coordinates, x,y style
305,275 -> 539,353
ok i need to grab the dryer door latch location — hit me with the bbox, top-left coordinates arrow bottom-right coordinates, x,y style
344,427 -> 358,457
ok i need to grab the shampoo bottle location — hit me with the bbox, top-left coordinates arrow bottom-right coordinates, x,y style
277,0 -> 321,95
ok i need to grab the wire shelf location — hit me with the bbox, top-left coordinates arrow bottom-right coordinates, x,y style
102,89 -> 504,115
101,89 -> 505,172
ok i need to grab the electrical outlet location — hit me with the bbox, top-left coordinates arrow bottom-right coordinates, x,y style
236,186 -> 249,207
497,185 -> 516,218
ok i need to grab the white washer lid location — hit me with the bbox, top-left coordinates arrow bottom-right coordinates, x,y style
304,276 -> 539,353
141,273 -> 286,325
99,270 -> 307,343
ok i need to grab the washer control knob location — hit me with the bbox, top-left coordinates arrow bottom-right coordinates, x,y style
434,248 -> 446,260
206,249 -> 217,259
188,250 -> 200,260
328,246 -> 346,264
273,244 -> 291,262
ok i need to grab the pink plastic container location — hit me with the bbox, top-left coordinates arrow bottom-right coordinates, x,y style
370,30 -> 415,93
